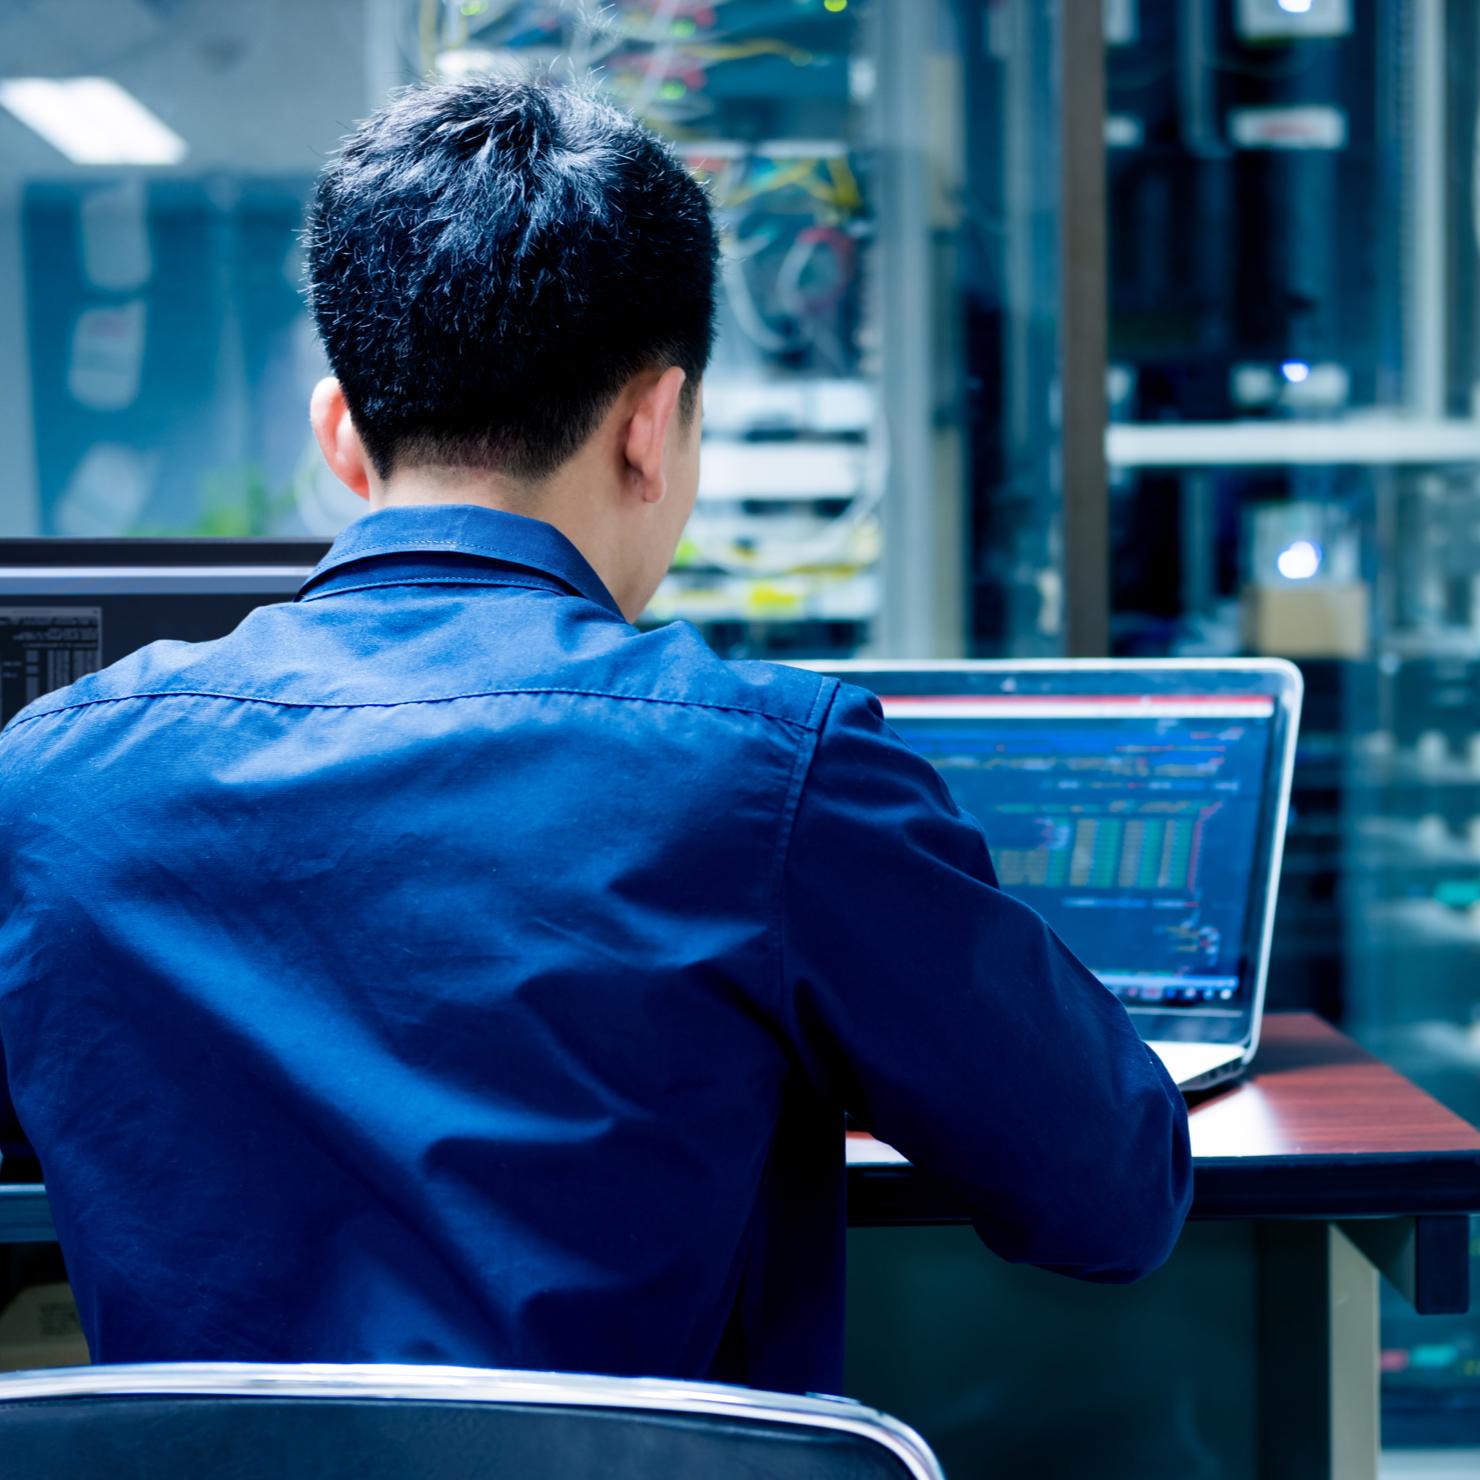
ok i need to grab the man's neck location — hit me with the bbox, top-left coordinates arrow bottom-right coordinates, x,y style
368,470 -> 636,618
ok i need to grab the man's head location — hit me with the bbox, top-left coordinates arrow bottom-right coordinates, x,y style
304,74 -> 719,618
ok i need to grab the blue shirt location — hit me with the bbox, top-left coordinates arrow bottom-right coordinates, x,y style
0,505 -> 1191,1393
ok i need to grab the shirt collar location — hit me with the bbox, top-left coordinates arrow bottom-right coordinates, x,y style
297,505 -> 624,619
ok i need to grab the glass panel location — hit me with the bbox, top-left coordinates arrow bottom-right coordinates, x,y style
0,2 -> 368,543
442,0 -> 882,657
963,0 -> 1066,657
0,0 -> 1062,661
1106,0 -> 1480,1448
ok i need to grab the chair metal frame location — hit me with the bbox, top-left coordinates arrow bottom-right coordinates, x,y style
0,1362 -> 945,1480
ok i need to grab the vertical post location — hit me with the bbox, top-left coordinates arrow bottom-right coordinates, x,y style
872,0 -> 966,658
364,0 -> 410,105
1180,474 -> 1216,619
1405,0 -> 1446,420
1058,0 -> 1109,657
1329,1224 -> 1381,1480
1256,1222 -> 1380,1480
0,187 -> 41,536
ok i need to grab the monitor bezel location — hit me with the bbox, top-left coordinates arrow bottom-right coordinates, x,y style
800,659 -> 1304,1053
0,538 -> 324,596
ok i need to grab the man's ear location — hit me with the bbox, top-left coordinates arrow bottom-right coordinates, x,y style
310,377 -> 373,500
622,366 -> 688,505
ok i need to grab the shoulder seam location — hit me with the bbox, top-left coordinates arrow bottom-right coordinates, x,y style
0,683 -> 830,736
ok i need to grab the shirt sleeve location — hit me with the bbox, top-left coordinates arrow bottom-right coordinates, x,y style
779,681 -> 1193,1283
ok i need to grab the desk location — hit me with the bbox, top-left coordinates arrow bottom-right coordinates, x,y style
4,1015 -> 1479,1475
844,1014 -> 1480,1479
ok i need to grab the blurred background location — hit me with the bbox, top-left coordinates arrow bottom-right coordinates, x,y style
1,0 -> 1479,1459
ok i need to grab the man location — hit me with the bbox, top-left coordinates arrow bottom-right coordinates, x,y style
0,76 -> 1190,1393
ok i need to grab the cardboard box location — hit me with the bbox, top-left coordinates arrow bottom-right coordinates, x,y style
0,1281 -> 89,1371
1242,582 -> 1370,660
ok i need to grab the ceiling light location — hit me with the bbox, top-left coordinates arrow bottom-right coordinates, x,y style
0,78 -> 186,165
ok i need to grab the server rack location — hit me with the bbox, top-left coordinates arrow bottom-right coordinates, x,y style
1105,0 -> 1480,1443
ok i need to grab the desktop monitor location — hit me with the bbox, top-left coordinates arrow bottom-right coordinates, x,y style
0,539 -> 325,729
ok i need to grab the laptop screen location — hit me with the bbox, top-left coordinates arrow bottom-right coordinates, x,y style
879,692 -> 1277,1012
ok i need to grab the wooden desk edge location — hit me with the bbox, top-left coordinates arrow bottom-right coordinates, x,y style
848,1147 -> 1480,1226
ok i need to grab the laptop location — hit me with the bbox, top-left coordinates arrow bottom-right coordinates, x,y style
809,660 -> 1303,1092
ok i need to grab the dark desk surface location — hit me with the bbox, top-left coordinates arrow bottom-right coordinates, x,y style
848,1012 -> 1480,1225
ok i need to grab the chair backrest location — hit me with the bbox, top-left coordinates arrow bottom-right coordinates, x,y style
0,1362 -> 945,1480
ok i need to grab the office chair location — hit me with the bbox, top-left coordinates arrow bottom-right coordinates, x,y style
0,1361 -> 945,1479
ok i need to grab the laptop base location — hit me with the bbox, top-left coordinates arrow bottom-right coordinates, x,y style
1146,1040 -> 1247,1092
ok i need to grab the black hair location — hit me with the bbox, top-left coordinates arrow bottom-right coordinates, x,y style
305,74 -> 718,482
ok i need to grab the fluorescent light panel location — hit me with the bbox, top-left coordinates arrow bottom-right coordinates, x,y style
0,77 -> 186,165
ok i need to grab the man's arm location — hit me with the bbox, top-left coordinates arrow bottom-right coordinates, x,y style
779,683 -> 1192,1282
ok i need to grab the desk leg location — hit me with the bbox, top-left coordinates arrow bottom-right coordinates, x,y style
1255,1223 -> 1379,1480
847,1221 -> 1388,1479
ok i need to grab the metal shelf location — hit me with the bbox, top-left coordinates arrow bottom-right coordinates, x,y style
1107,419 -> 1480,469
